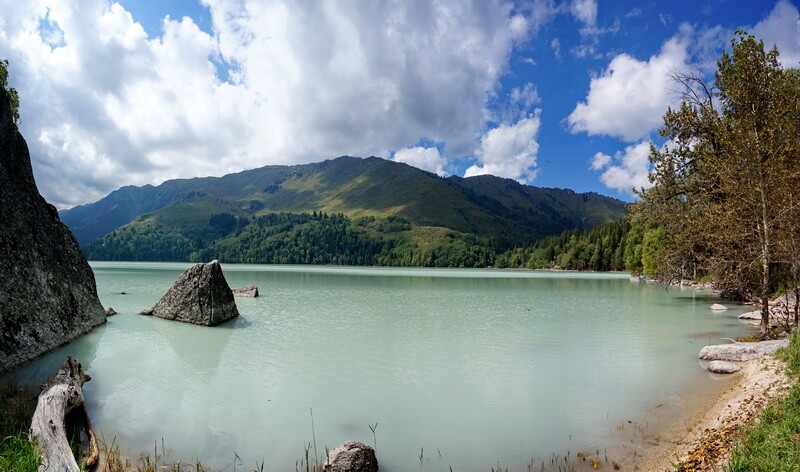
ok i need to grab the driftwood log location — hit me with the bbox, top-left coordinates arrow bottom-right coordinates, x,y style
29,357 -> 98,471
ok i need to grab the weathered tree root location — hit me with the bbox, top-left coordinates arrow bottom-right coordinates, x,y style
83,403 -> 99,468
29,357 -> 95,472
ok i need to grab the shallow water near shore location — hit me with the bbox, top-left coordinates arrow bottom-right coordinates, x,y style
4,263 -> 754,471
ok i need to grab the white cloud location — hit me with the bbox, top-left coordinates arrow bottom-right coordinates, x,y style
392,146 -> 447,176
519,0 -> 560,36
590,152 -> 610,170
490,82 -> 541,135
752,0 -> 800,69
625,8 -> 642,19
566,29 -> 691,142
551,37 -> 562,61
688,2 -> 800,85
510,83 -> 540,109
571,0 -> 597,31
465,111 -> 541,183
203,0 -> 530,163
571,42 -> 598,59
691,25 -> 729,74
590,141 -> 652,194
0,0 -> 534,208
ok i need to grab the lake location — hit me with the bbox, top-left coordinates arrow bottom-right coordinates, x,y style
4,263 -> 754,471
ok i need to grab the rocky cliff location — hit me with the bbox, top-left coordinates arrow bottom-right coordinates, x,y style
0,86 -> 106,372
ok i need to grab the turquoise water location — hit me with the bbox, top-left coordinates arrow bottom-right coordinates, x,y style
5,263 -> 754,471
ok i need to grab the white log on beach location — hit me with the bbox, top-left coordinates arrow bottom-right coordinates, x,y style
29,357 -> 97,472
698,340 -> 788,362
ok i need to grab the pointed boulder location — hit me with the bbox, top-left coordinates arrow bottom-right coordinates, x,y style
145,261 -> 239,326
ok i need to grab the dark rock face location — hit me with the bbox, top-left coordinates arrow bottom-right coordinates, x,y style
0,87 -> 106,373
145,260 -> 239,326
232,284 -> 259,297
323,441 -> 378,472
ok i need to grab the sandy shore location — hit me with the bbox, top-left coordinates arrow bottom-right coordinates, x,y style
636,356 -> 790,471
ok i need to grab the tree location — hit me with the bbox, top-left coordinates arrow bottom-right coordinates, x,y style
0,59 -> 20,124
775,68 -> 800,328
635,32 -> 800,338
641,227 -> 665,278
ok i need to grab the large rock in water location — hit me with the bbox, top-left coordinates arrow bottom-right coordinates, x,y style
232,284 -> 259,297
323,441 -> 378,472
0,88 -> 106,373
738,310 -> 762,320
143,261 -> 239,326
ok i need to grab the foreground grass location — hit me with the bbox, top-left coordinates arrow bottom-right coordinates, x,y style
0,434 -> 40,472
0,382 -> 38,472
725,332 -> 800,471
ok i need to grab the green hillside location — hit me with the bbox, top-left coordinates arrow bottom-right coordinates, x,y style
65,156 -> 629,266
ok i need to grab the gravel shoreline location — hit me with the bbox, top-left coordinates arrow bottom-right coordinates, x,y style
636,357 -> 790,471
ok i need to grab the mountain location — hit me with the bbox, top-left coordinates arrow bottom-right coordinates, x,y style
61,178 -> 214,247
62,156 -> 628,266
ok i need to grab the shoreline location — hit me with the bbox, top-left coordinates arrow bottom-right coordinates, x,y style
636,356 -> 790,471
90,358 -> 792,472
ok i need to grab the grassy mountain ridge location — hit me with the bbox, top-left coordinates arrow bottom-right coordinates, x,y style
61,178 -> 214,246
63,156 -> 628,265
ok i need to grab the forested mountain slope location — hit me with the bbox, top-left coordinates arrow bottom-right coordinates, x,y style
63,156 -> 629,266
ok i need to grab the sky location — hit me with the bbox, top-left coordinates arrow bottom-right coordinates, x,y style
0,0 -> 798,209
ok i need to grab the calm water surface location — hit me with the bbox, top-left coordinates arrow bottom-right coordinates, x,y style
5,263 -> 754,471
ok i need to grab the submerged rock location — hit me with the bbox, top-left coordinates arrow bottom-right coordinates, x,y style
323,441 -> 378,472
738,310 -> 762,320
707,360 -> 742,374
710,303 -> 728,311
0,87 -> 106,373
699,340 -> 788,362
143,260 -> 239,326
232,284 -> 259,298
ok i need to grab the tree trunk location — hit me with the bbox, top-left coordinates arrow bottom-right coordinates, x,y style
795,285 -> 799,329
760,264 -> 771,339
29,357 -> 93,472
758,182 -> 775,339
